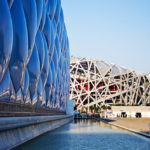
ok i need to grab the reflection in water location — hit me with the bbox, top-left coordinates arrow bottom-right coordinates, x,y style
14,119 -> 150,150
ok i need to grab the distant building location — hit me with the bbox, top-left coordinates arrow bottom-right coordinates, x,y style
70,56 -> 150,111
111,106 -> 150,118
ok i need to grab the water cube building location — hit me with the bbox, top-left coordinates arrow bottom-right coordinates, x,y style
0,0 -> 70,113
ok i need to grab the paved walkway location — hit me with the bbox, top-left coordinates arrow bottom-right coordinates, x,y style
109,118 -> 150,134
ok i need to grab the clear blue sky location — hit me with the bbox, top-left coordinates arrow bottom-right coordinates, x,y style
62,0 -> 150,73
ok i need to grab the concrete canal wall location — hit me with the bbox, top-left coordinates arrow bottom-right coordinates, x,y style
0,115 -> 73,150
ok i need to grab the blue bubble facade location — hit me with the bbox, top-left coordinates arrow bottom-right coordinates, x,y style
0,0 -> 70,111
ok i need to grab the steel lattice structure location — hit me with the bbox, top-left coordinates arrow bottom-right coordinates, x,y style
70,56 -> 150,111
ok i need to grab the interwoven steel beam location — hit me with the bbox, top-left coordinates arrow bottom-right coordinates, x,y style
70,56 -> 150,111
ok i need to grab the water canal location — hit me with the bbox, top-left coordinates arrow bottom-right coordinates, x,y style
14,120 -> 150,150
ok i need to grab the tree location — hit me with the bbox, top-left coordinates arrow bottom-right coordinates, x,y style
89,105 -> 94,113
146,103 -> 150,106
80,106 -> 87,113
107,106 -> 111,110
101,105 -> 107,110
95,106 -> 101,113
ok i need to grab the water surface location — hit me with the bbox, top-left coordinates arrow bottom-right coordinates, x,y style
14,119 -> 150,150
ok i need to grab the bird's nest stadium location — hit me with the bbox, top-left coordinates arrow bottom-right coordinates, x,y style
70,56 -> 150,111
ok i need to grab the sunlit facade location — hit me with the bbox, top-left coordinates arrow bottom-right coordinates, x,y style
0,0 -> 70,111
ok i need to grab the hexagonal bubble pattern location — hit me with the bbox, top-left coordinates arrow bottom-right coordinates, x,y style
0,0 -> 70,111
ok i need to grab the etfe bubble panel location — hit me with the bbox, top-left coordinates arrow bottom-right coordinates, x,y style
0,0 -> 70,111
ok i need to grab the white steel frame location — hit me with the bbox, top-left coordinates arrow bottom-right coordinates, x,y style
70,56 -> 150,111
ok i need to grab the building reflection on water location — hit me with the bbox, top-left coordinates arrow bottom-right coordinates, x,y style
14,119 -> 150,150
